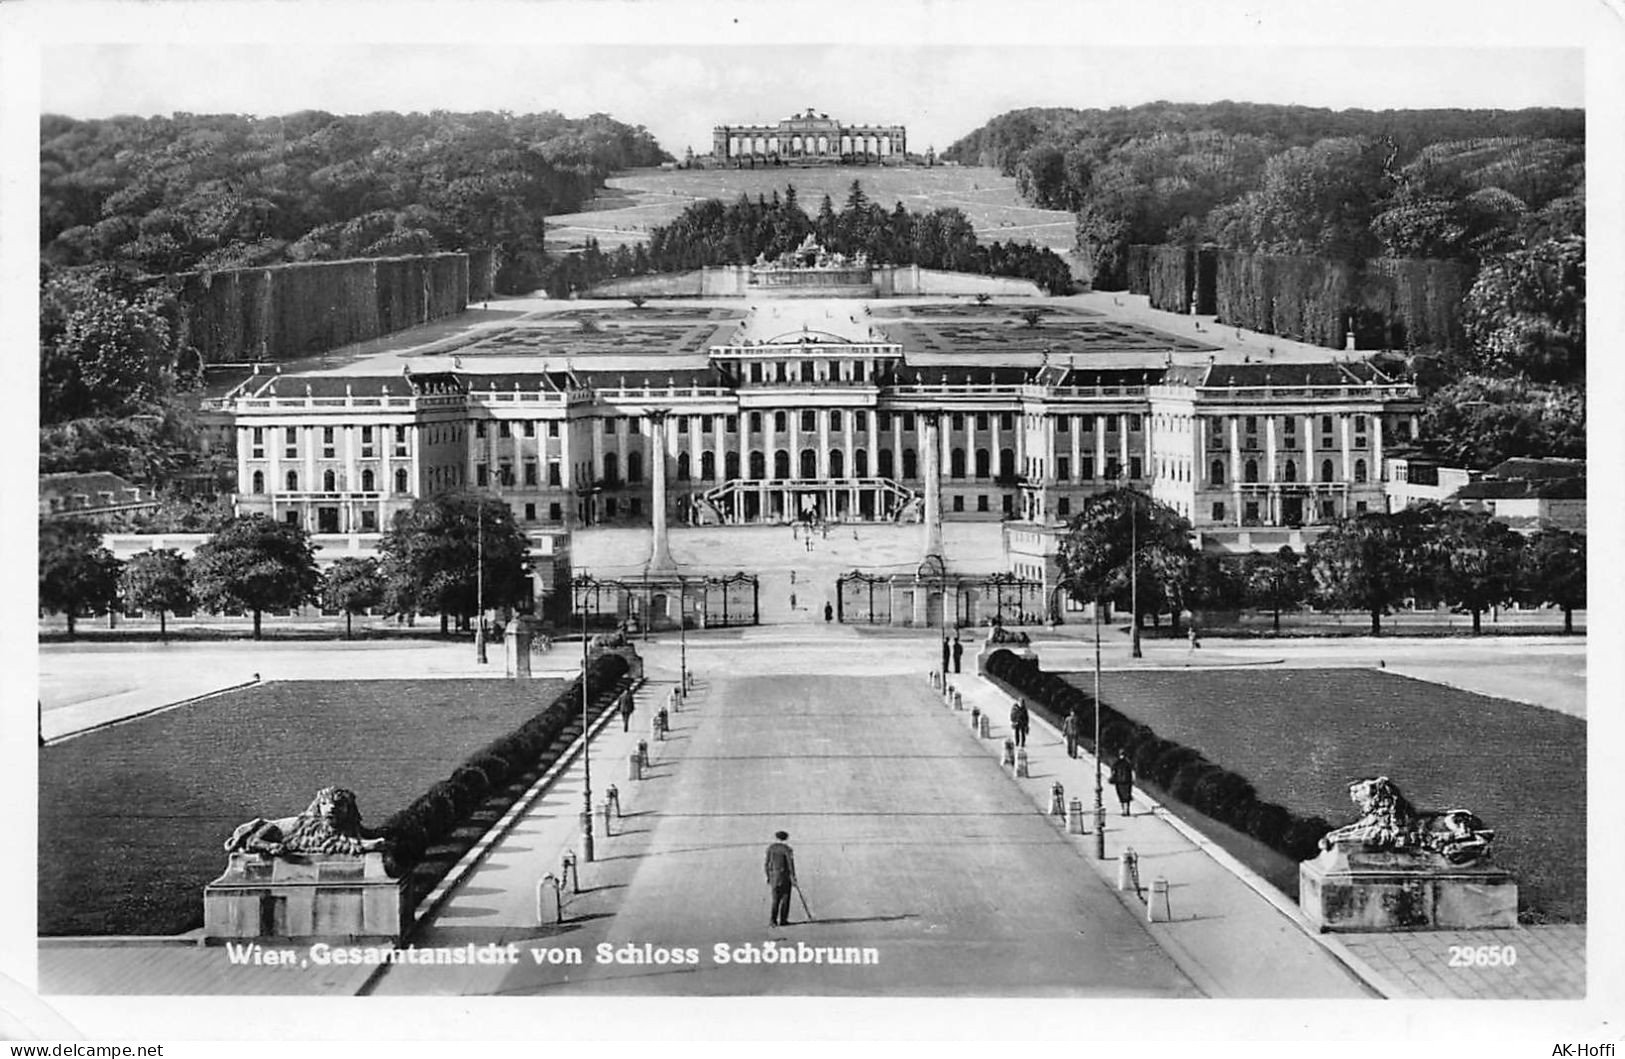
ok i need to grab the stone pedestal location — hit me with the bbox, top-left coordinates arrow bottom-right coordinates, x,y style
204,852 -> 409,944
1298,847 -> 1518,933
505,623 -> 533,678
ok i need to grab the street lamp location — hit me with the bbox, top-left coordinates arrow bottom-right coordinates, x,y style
474,499 -> 487,664
580,592 -> 594,862
1093,594 -> 1106,859
678,577 -> 689,692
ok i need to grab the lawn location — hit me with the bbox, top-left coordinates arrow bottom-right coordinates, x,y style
1064,668 -> 1585,923
545,165 -> 1077,254
39,678 -> 566,936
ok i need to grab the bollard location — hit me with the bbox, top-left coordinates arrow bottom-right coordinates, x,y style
638,739 -> 650,768
561,850 -> 579,894
979,714 -> 991,739
1118,848 -> 1138,893
606,784 -> 621,817
658,707 -> 669,735
579,807 -> 595,861
1001,738 -> 1015,766
969,705 -> 980,730
537,874 -> 562,924
953,690 -> 964,711
1015,747 -> 1030,777
1067,797 -> 1087,834
601,798 -> 615,837
1050,781 -> 1066,817
1148,877 -> 1172,922
628,751 -> 643,780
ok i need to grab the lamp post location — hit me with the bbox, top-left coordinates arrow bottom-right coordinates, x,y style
1093,594 -> 1105,859
580,593 -> 594,862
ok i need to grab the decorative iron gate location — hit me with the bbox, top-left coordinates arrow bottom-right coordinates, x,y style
700,571 -> 760,627
836,569 -> 893,624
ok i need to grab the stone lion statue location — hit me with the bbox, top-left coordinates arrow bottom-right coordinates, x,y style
224,786 -> 386,857
1317,776 -> 1493,865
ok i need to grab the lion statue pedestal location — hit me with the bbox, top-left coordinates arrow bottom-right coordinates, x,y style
202,786 -> 409,945
1299,776 -> 1518,933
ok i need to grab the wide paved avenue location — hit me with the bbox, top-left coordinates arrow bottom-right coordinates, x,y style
372,670 -> 1198,996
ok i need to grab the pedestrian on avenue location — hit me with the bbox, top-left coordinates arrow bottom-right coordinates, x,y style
941,635 -> 951,673
619,694 -> 634,732
952,636 -> 964,674
1061,711 -> 1080,758
824,601 -> 834,623
1110,750 -> 1135,816
765,830 -> 798,927
1188,626 -> 1202,653
1009,699 -> 1030,748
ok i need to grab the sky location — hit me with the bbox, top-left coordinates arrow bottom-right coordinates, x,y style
25,2 -> 1598,159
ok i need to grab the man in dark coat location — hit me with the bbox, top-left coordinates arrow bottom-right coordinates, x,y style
1009,700 -> 1030,748
765,830 -> 797,927
941,635 -> 951,673
1061,711 -> 1079,758
952,636 -> 964,673
619,694 -> 634,732
1110,750 -> 1135,816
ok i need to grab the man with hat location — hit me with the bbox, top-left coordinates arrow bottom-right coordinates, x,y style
765,830 -> 798,927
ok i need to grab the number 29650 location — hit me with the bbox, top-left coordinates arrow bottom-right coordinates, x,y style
1447,945 -> 1517,968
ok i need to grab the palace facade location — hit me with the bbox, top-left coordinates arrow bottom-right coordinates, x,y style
713,108 -> 907,164
207,298 -> 1421,620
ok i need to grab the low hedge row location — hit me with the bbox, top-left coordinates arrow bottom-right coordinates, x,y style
378,652 -> 632,875
984,649 -> 1332,860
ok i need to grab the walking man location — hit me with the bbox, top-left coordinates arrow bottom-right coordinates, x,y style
1061,710 -> 1079,758
619,694 -> 634,732
1110,750 -> 1135,816
941,635 -> 951,674
1009,699 -> 1030,748
952,636 -> 964,674
765,830 -> 797,927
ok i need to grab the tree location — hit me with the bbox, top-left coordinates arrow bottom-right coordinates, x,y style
1056,488 -> 1194,656
1462,236 -> 1585,385
1245,546 -> 1309,632
39,519 -> 122,639
1522,529 -> 1585,634
1306,509 -> 1434,635
190,516 -> 321,639
118,548 -> 192,641
378,492 -> 531,634
1431,510 -> 1525,634
40,272 -> 188,424
1421,374 -> 1585,469
322,556 -> 385,640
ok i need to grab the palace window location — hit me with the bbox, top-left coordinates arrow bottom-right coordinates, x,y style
1244,459 -> 1258,484
476,422 -> 487,439
675,453 -> 689,481
830,450 -> 845,477
1002,495 -> 1013,515
1321,415 -> 1334,434
251,470 -> 264,493
499,462 -> 514,487
951,413 -> 964,431
801,410 -> 816,432
395,468 -> 409,494
1058,498 -> 1071,518
726,452 -> 741,479
1354,459 -> 1368,483
548,462 -> 561,486
251,428 -> 265,458
1244,501 -> 1260,524
548,421 -> 560,438
524,503 -> 536,522
903,413 -> 916,432
855,449 -> 868,476
524,422 -> 536,438
1081,456 -> 1095,480
360,426 -> 374,457
950,448 -> 966,478
1284,460 -> 1297,483
1130,457 -> 1143,479
360,510 -> 377,532
775,450 -> 791,478
775,411 -> 788,432
1057,415 -> 1069,434
1355,501 -> 1368,514
702,451 -> 716,480
976,413 -> 989,431
1130,415 -> 1143,432
499,422 -> 512,439
879,449 -> 894,478
1056,456 -> 1070,481
856,412 -> 869,434
549,503 -> 562,522
975,449 -> 991,478
1212,502 -> 1226,521
1321,459 -> 1335,483
800,449 -> 817,477
999,448 -> 1015,479
605,498 -> 618,519
727,415 -> 739,433
286,470 -> 299,491
902,449 -> 917,479
677,417 -> 688,435
628,451 -> 644,483
750,412 -> 763,433
477,464 -> 489,487
1245,416 -> 1258,434
1211,460 -> 1225,485
703,416 -> 714,434
1000,412 -> 1014,431
285,427 -> 298,459
750,451 -> 766,479
830,410 -> 843,432
361,469 -> 375,492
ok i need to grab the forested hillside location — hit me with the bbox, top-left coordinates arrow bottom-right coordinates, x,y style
41,109 -> 669,290
946,101 -> 1585,468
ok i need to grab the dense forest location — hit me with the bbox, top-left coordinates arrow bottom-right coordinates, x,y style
543,181 -> 1075,296
946,101 -> 1586,468
39,109 -> 668,487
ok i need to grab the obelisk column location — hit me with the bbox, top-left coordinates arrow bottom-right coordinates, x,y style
647,410 -> 676,571
922,412 -> 944,558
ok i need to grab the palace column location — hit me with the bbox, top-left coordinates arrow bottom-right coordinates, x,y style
1229,417 -> 1242,524
647,410 -> 675,572
1264,415 -> 1278,523
1303,417 -> 1316,523
1094,414 -> 1107,484
1340,415 -> 1352,517
922,412 -> 944,558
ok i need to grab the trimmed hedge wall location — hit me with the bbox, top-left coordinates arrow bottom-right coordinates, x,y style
173,252 -> 471,364
378,652 -> 632,904
982,648 -> 1332,862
